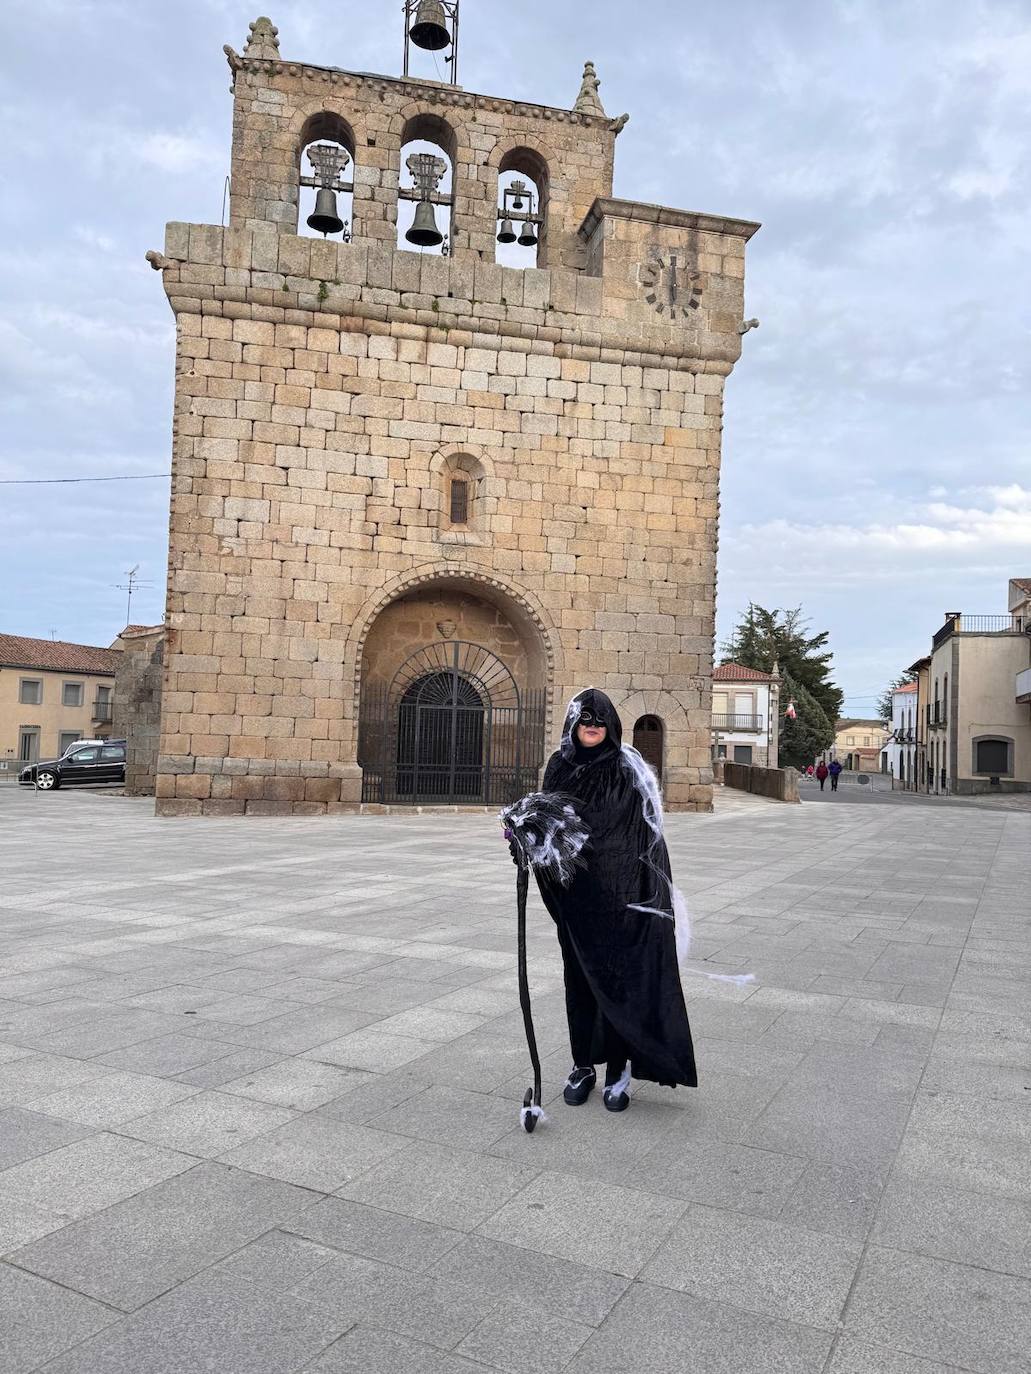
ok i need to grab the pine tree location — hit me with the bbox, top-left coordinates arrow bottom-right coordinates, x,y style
721,604 -> 843,724
779,671 -> 835,769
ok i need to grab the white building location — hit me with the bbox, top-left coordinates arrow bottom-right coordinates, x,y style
712,663 -> 781,767
881,681 -> 918,788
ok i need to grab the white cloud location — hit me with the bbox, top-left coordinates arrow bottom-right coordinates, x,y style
136,132 -> 223,175
723,485 -> 1031,583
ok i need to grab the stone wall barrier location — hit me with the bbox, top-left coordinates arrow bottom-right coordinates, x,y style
723,761 -> 800,803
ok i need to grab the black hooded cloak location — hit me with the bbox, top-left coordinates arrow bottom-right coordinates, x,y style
534,688 -> 697,1088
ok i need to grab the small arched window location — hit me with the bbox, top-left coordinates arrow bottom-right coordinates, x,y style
437,451 -> 489,540
398,113 -> 455,255
298,113 -> 355,242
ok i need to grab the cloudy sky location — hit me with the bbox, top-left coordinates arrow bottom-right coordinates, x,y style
2,0 -> 1029,715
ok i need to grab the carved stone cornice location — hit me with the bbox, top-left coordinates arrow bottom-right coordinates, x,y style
222,47 -> 625,130
579,197 -> 762,243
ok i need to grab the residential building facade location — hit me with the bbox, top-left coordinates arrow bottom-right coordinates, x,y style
907,654 -> 931,794
831,718 -> 890,772
0,635 -> 119,772
711,662 -> 780,767
881,681 -> 918,788
148,15 -> 758,815
922,579 -> 1031,795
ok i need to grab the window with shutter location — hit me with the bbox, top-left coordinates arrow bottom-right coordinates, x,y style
974,739 -> 1009,774
450,478 -> 469,525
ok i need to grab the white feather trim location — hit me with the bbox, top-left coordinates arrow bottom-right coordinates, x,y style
605,1063 -> 632,1098
519,1104 -> 546,1127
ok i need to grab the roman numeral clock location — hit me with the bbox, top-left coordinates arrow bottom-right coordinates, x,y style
640,252 -> 703,319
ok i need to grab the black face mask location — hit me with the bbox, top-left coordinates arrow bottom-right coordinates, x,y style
560,688 -> 623,764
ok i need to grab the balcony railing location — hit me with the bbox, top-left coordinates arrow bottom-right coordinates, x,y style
925,703 -> 947,729
933,613 -> 1025,649
92,699 -> 113,723
892,729 -> 915,744
712,713 -> 762,732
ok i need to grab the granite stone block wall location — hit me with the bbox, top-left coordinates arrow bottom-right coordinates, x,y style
148,22 -> 758,816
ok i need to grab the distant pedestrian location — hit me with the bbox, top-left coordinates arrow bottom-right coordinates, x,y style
816,761 -> 829,791
829,759 -> 842,791
806,764 -> 815,779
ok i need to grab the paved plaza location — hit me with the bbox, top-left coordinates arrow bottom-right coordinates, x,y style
0,786 -> 1028,1373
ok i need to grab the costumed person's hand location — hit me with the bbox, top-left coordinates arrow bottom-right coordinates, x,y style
503,827 -> 520,866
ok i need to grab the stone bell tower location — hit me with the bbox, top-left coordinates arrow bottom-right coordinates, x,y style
149,8 -> 758,816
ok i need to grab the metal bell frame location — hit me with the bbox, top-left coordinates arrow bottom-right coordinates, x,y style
301,143 -> 353,240
497,179 -> 541,249
403,0 -> 460,84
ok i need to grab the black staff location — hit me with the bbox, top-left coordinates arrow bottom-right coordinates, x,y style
501,791 -> 591,1134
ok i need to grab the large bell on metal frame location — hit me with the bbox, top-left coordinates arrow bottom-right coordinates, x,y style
517,221 -> 538,247
306,187 -> 344,236
406,198 -> 444,247
409,0 -> 450,50
496,218 -> 516,244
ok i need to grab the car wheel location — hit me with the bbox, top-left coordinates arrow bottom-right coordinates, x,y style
35,771 -> 58,790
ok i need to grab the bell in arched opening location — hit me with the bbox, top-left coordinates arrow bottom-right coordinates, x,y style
406,199 -> 443,247
307,188 -> 343,236
403,151 -> 448,250
303,142 -> 352,240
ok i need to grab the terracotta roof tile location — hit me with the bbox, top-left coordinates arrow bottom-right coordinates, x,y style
713,662 -> 774,682
0,633 -> 120,675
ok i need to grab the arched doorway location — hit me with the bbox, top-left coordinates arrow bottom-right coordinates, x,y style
633,715 -> 664,784
360,640 -> 545,804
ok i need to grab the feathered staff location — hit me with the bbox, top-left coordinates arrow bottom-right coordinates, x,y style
500,791 -> 590,1133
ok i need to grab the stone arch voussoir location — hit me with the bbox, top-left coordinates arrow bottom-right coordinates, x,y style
346,564 -> 560,723
609,689 -> 691,740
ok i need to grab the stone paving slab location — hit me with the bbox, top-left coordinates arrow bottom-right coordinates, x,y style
0,787 -> 1028,1371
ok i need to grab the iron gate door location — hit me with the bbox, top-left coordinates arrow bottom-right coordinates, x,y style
359,640 -> 545,805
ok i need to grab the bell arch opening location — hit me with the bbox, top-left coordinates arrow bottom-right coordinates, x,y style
297,112 -> 355,242
496,146 -> 549,268
398,112 -> 456,255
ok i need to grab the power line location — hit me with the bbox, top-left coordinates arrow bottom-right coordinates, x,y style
0,473 -> 171,485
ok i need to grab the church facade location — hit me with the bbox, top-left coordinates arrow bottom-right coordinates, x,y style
149,14 -> 758,815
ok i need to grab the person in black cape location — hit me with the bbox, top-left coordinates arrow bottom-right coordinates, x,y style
531,687 -> 697,1112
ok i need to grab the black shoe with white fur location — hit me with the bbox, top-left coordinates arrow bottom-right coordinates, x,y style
563,1065 -> 596,1105
602,1063 -> 631,1112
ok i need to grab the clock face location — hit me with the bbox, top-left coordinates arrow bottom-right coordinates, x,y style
640,253 -> 703,319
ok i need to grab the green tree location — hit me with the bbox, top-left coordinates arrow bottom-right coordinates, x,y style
877,671 -> 917,723
720,603 -> 843,724
778,671 -> 835,770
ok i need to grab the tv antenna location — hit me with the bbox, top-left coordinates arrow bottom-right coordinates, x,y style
113,565 -> 153,627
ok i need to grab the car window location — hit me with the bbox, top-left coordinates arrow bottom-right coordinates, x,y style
70,749 -> 99,763
100,746 -> 125,762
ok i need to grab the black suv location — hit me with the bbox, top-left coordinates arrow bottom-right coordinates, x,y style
19,740 -> 127,790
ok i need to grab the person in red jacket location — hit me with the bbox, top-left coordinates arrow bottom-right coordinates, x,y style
816,760 -> 829,791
